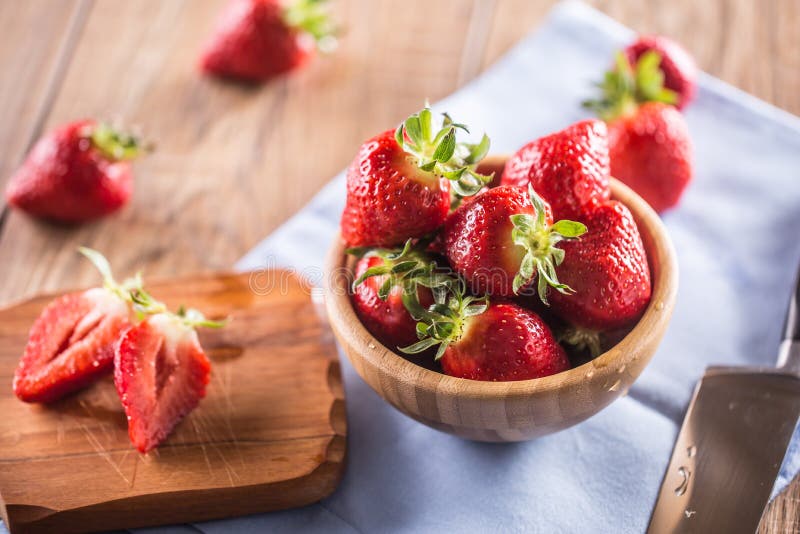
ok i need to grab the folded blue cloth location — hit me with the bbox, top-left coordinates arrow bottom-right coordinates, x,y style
4,3 -> 798,534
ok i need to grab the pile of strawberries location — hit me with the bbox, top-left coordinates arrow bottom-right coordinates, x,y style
13,249 -> 224,453
338,35 -> 696,382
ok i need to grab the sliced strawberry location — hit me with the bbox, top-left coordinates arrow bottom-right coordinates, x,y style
115,314 -> 211,453
13,288 -> 131,403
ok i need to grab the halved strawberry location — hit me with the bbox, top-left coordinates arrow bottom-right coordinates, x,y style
114,313 -> 213,453
13,248 -> 135,403
13,289 -> 130,403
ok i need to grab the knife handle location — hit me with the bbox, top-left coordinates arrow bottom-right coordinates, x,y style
778,262 -> 800,373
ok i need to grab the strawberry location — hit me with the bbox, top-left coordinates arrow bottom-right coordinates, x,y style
501,119 -> 610,220
340,107 -> 492,247
13,248 -> 136,403
6,120 -> 143,223
199,0 -> 337,82
442,185 -> 586,300
606,102 -> 692,213
351,247 -> 438,350
625,35 -> 697,110
115,311 -> 218,453
584,52 -> 694,213
403,295 -> 569,381
548,200 -> 652,355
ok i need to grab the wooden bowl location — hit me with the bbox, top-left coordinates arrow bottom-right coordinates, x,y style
323,154 -> 678,442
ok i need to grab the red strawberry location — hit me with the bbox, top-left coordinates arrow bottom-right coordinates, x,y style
403,298 -> 569,382
501,120 -> 610,220
549,201 -> 652,354
625,35 -> 697,110
115,313 -> 212,453
6,120 -> 142,223
352,255 -> 435,350
442,185 -> 586,300
13,248 -> 134,403
199,0 -> 336,82
340,107 -> 492,247
13,290 -> 130,403
585,52 -> 694,212
606,102 -> 692,213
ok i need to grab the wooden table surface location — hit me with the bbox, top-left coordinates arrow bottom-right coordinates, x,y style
0,1 -> 797,532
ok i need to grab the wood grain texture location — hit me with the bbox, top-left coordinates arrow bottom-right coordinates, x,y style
0,271 -> 346,534
324,155 -> 678,441
0,0 -> 797,531
0,0 -> 89,194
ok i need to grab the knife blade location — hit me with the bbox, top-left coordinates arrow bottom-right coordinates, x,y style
647,264 -> 800,534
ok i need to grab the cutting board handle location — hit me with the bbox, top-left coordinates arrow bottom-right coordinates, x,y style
778,261 -> 800,373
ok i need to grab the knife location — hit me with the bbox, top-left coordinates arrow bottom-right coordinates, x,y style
647,264 -> 800,534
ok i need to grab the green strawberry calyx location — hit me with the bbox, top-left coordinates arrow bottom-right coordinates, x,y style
79,247 -> 147,304
283,0 -> 338,53
395,107 -> 493,198
348,238 -> 456,314
128,288 -> 227,329
78,246 -> 226,329
400,287 -> 489,361
88,123 -> 144,162
509,186 -> 587,304
583,50 -> 678,121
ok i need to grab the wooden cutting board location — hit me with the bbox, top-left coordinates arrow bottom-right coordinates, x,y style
0,271 -> 346,534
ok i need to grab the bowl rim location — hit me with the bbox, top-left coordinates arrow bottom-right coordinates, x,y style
324,153 -> 678,400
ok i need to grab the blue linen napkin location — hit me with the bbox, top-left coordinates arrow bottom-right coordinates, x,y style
4,2 -> 799,533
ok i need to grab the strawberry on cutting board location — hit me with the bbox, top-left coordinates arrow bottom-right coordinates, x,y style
625,35 -> 697,110
340,107 -> 492,248
115,309 -> 219,453
402,294 -> 570,381
549,200 -> 652,355
6,120 -> 143,223
501,119 -> 610,220
200,0 -> 337,82
442,184 -> 586,300
13,248 -> 135,403
584,49 -> 694,213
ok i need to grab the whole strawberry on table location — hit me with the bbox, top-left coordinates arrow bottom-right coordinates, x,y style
584,34 -> 696,213
340,107 -> 653,381
199,0 -> 337,83
5,120 -> 145,223
13,248 -> 224,453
